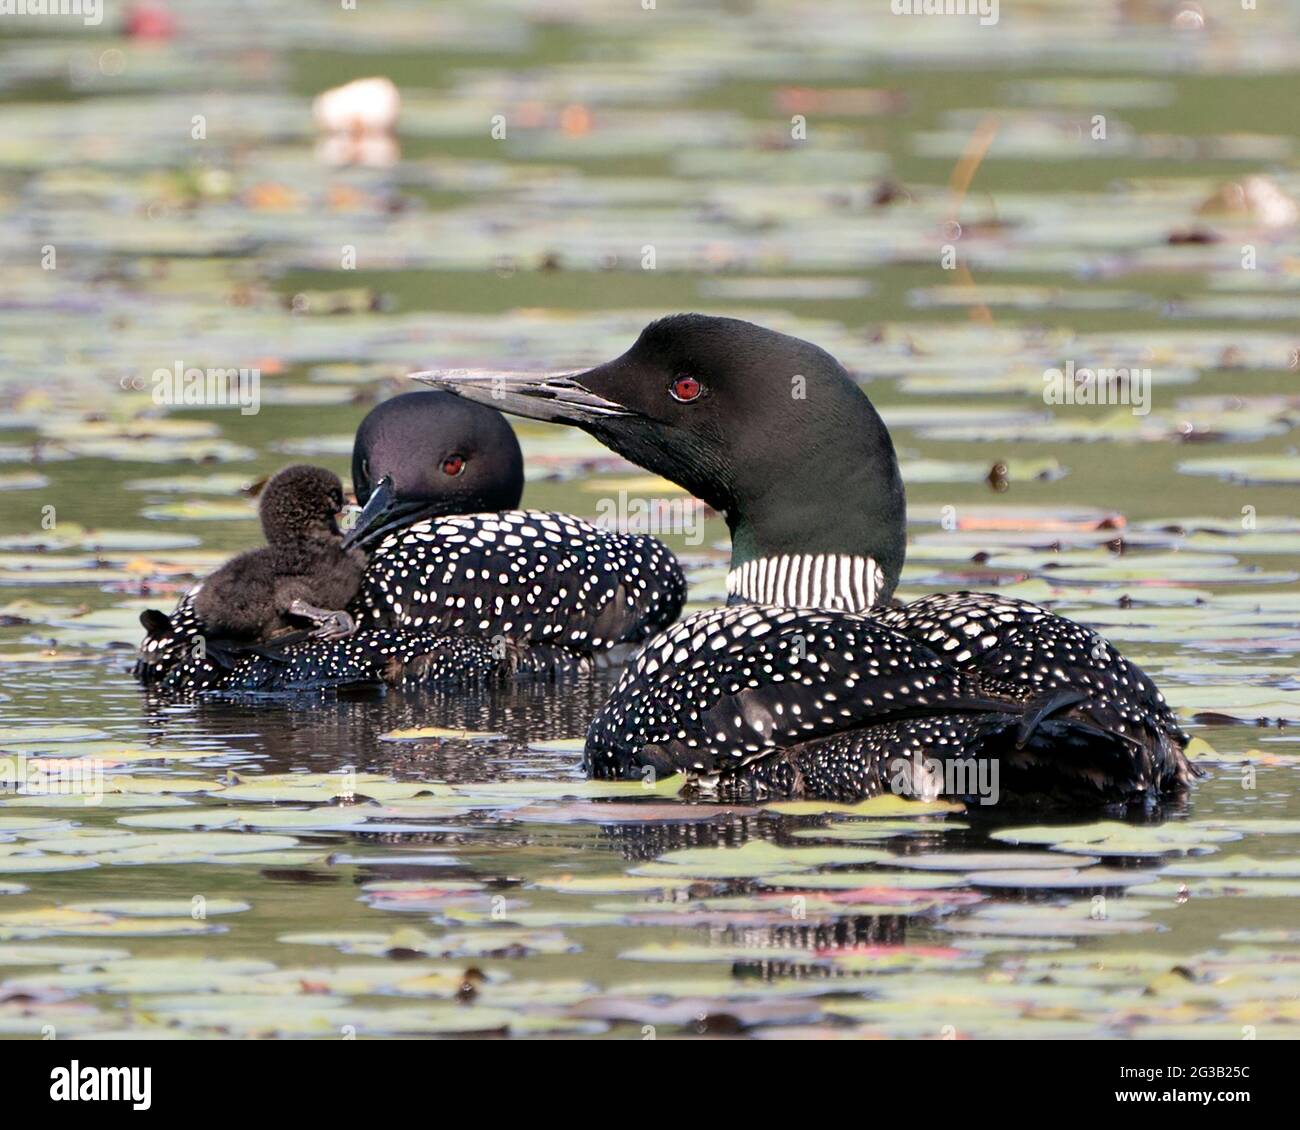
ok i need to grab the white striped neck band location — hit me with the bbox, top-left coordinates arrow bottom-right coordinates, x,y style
726,553 -> 886,612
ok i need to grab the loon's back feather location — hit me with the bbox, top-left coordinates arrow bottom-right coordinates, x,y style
358,509 -> 682,649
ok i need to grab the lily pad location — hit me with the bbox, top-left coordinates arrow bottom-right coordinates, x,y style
990,821 -> 1240,856
634,840 -> 890,879
880,851 -> 1100,871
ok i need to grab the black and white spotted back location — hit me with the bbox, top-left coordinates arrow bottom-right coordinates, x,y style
135,509 -> 685,694
358,510 -> 683,648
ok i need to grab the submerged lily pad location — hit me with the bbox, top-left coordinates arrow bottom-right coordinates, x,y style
0,943 -> 131,966
791,819 -> 967,841
65,899 -> 250,917
450,775 -> 687,801
89,831 -> 301,865
1162,855 -> 1300,879
0,853 -> 98,874
378,726 -> 504,742
634,840 -> 890,879
1178,455 -> 1300,486
217,772 -> 447,804
990,821 -> 1240,856
963,868 -> 1158,890
0,906 -> 223,940
116,806 -> 374,832
529,873 -> 703,895
940,902 -> 1159,938
880,851 -> 1100,871
279,926 -> 579,959
765,796 -> 964,817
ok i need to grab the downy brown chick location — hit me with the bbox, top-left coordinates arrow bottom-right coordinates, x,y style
192,464 -> 366,643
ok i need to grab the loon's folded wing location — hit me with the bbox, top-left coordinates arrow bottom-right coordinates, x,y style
875,592 -> 1193,793
584,604 -> 1023,781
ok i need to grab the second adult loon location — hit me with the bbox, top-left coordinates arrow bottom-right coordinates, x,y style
136,390 -> 686,692
421,315 -> 1194,806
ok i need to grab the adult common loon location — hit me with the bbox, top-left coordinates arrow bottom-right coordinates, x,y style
136,391 -> 686,693
421,315 -> 1194,806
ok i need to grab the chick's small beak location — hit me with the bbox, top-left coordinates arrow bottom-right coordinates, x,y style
410,369 -> 630,426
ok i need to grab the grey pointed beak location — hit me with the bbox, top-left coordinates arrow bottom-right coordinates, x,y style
341,474 -> 432,551
410,369 -> 631,426
340,476 -> 392,550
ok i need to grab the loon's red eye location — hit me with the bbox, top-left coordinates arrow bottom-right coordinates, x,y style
670,375 -> 702,403
441,454 -> 466,476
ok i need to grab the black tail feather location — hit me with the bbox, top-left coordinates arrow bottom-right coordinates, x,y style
1015,687 -> 1089,748
139,609 -> 173,639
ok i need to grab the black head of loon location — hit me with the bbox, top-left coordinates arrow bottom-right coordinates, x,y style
260,464 -> 350,548
344,390 -> 524,551
417,314 -> 907,603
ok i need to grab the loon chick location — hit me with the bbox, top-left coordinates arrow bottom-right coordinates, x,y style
422,314 -> 1194,806
136,390 -> 686,693
190,464 -> 365,643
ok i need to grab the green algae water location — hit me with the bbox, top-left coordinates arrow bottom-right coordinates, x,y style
0,1 -> 1298,1038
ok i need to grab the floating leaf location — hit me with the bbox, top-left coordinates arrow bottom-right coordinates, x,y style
508,801 -> 758,825
0,854 -> 98,874
635,840 -> 889,879
88,831 -> 300,866
450,775 -> 687,801
116,806 -> 374,832
963,868 -> 1158,889
378,726 -> 504,742
1178,455 -> 1300,486
217,772 -> 448,804
939,903 -> 1158,938
791,819 -> 967,841
880,851 -> 1100,871
529,873 -> 703,895
990,821 -> 1239,856
1162,855 -> 1300,879
619,941 -> 812,965
765,795 -> 963,817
